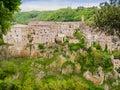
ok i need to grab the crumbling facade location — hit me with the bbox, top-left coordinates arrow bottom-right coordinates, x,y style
3,21 -> 83,56
82,26 -> 120,51
3,20 -> 120,57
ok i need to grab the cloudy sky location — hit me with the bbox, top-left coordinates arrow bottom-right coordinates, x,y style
20,0 -> 108,11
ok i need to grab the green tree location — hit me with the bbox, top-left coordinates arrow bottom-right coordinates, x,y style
0,0 -> 21,43
94,0 -> 120,37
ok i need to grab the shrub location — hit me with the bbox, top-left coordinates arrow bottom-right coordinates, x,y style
68,42 -> 85,51
112,49 -> 120,59
0,61 -> 18,76
92,42 -> 102,50
0,69 -> 6,80
38,44 -> 45,50
0,38 -> 3,45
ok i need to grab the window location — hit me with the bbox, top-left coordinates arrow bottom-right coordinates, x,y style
69,25 -> 72,28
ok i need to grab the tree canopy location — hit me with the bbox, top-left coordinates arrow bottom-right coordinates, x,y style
0,0 -> 21,40
14,7 -> 98,24
94,0 -> 120,37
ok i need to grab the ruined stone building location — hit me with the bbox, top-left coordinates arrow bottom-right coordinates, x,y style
28,21 -> 82,44
81,27 -> 113,51
3,24 -> 28,53
3,21 -> 83,56
3,20 -> 120,57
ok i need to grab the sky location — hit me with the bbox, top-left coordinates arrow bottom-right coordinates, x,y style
20,0 -> 109,12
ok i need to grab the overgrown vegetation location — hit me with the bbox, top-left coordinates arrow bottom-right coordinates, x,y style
94,0 -> 120,37
0,29 -> 118,89
112,49 -> 120,59
0,0 -> 120,89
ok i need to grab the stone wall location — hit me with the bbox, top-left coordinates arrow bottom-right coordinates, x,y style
2,21 -> 120,57
3,21 -> 82,57
112,59 -> 120,69
81,27 -> 113,51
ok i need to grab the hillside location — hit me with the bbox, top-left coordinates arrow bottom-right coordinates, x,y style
13,7 -> 98,24
0,30 -> 120,90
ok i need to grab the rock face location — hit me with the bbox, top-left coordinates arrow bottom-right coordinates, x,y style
31,50 -> 40,58
62,65 -> 73,75
55,36 -> 64,45
70,52 -> 76,63
104,84 -> 109,90
105,70 -> 119,81
49,55 -> 66,73
75,63 -> 81,74
20,47 -> 30,57
36,71 -> 45,79
83,70 -> 100,85
56,55 -> 66,69
98,67 -> 104,84
83,67 -> 104,85
0,45 -> 9,58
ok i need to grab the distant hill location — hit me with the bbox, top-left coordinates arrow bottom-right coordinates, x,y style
13,7 -> 98,24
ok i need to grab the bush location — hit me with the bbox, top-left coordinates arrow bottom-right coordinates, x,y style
0,69 -> 6,80
38,44 -> 45,50
0,61 -> 18,76
68,42 -> 85,51
62,61 -> 75,70
22,78 -> 34,90
92,42 -> 102,50
74,31 -> 85,40
112,49 -> 120,59
0,38 -> 3,45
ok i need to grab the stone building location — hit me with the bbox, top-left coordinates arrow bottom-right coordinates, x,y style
81,27 -> 113,51
3,21 -> 83,56
3,24 -> 28,55
3,20 -> 120,57
27,21 -> 83,44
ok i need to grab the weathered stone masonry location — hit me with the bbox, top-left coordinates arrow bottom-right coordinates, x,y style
3,21 -> 83,55
3,20 -> 120,57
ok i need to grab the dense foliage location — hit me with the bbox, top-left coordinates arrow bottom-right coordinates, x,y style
68,31 -> 86,51
0,0 -> 21,37
13,7 -> 98,24
112,49 -> 120,59
94,0 -> 120,37
0,58 -> 105,90
38,44 -> 45,50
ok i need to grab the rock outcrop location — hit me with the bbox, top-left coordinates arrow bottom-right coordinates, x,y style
83,67 -> 104,85
75,63 -> 81,74
62,65 -> 73,75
